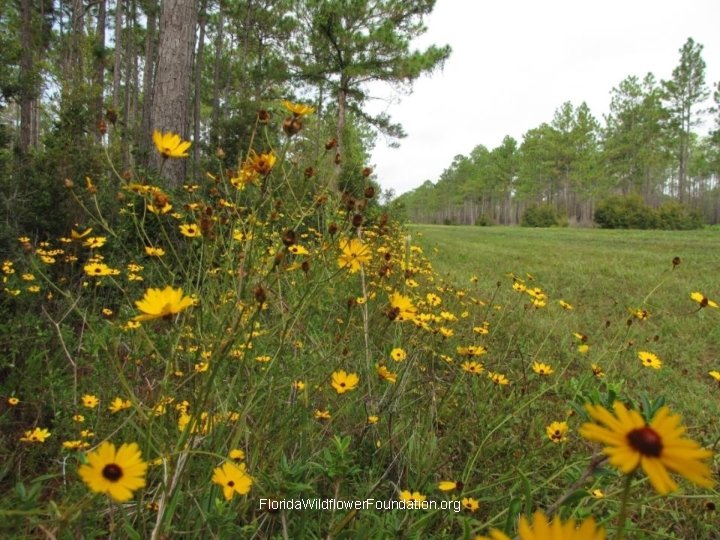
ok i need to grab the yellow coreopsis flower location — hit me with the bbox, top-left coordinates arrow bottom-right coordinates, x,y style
337,238 -> 371,273
376,365 -> 397,383
71,227 -> 93,240
461,361 -> 484,374
282,100 -> 316,116
532,361 -> 554,376
78,441 -> 148,502
84,262 -> 119,277
638,350 -> 662,369
388,291 -> 416,322
81,394 -> 100,408
690,291 -> 719,308
145,246 -> 165,257
134,286 -> 194,321
580,401 -> 714,495
179,224 -> 202,238
390,347 -> 407,361
546,421 -> 569,443
108,397 -> 132,414
488,371 -> 510,386
476,510 -> 605,540
437,480 -> 462,492
212,461 -> 253,500
20,427 -> 51,443
152,130 -> 191,159
399,490 -> 426,507
245,150 -> 276,175
331,370 -> 359,394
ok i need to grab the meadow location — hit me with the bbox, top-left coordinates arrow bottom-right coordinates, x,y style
411,224 -> 720,425
1,124 -> 719,539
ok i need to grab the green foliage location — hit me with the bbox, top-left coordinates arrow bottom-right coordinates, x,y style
594,195 -> 704,230
521,204 -> 563,227
656,201 -> 704,230
474,214 -> 493,226
594,195 -> 659,229
296,0 -> 450,139
604,74 -> 671,195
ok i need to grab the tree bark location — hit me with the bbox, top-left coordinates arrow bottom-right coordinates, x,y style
193,2 -> 207,173
19,0 -> 35,154
151,0 -> 198,186
94,0 -> 107,143
333,79 -> 348,192
139,0 -> 158,162
210,0 -> 224,148
113,0 -> 124,112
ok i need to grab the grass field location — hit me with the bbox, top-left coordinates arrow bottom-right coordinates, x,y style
4,188 -> 720,539
411,225 -> 720,423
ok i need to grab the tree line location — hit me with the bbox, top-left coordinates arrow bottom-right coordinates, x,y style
0,0 -> 449,246
396,38 -> 720,226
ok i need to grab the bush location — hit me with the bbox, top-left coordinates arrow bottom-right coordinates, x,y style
656,202 -> 704,230
594,195 -> 658,229
474,214 -> 493,226
521,204 -> 562,227
594,195 -> 705,230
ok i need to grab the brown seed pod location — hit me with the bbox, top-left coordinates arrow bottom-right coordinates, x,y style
282,230 -> 296,247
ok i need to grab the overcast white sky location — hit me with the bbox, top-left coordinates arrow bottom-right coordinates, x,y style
365,0 -> 720,197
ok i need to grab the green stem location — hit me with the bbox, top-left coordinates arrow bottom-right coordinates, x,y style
615,473 -> 634,540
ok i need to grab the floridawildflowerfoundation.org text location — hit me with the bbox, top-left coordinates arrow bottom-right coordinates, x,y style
259,498 -> 462,513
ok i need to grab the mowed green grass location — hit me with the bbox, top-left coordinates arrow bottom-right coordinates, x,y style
411,224 -> 720,424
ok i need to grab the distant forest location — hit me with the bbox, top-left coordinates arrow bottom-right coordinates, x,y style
395,38 -> 720,226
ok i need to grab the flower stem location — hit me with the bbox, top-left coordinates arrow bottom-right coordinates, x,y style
615,474 -> 634,540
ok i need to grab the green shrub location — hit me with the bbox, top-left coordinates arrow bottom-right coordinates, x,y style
656,202 -> 704,230
521,204 -> 561,227
474,214 -> 493,226
594,195 -> 705,230
594,195 -> 658,229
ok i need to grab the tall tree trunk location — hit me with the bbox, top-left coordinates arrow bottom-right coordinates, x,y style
19,0 -> 35,154
70,0 -> 84,82
193,2 -> 207,173
139,0 -> 158,162
94,0 -> 107,143
113,0 -> 124,113
333,79 -> 348,192
121,0 -> 137,168
151,0 -> 198,186
129,0 -> 139,129
210,0 -> 224,148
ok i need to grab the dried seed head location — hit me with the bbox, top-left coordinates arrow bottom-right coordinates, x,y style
253,285 -> 267,306
257,109 -> 271,124
282,230 -> 296,247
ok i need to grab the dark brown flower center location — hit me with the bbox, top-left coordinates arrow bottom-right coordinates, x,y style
227,480 -> 235,488
627,427 -> 663,457
102,463 -> 123,482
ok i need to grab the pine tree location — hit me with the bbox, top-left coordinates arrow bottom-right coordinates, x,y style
294,0 -> 450,189
662,38 -> 709,202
